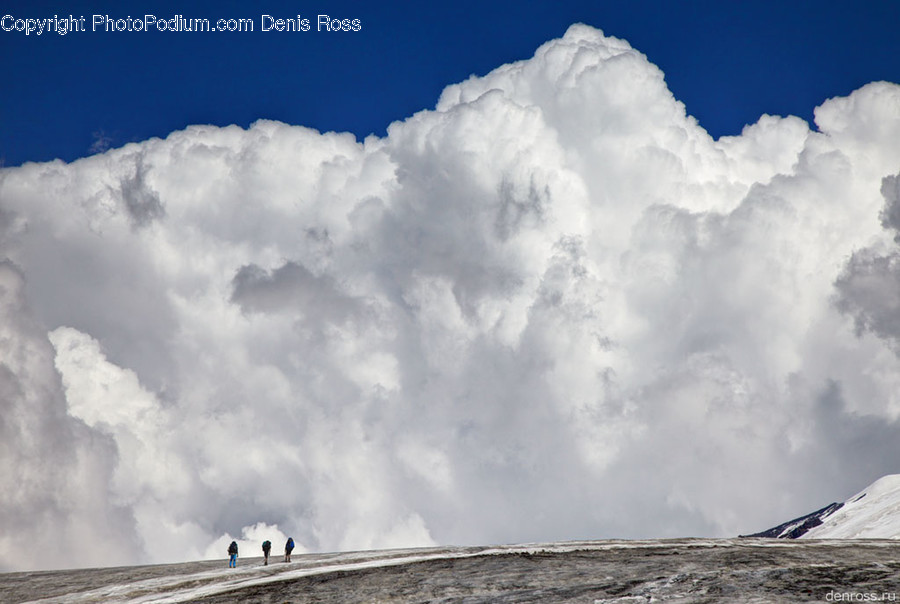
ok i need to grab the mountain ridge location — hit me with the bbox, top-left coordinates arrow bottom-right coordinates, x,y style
744,474 -> 900,540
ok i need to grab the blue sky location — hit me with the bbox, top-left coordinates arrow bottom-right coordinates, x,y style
2,0 -> 898,168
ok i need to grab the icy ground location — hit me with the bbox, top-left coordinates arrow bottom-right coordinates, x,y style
3,539 -> 900,603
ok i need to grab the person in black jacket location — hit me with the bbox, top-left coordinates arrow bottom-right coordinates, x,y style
262,540 -> 271,565
228,541 -> 238,568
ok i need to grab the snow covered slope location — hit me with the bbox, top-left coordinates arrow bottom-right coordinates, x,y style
746,475 -> 900,539
801,475 -> 900,539
5,539 -> 900,603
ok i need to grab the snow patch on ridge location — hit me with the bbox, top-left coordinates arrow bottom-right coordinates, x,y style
746,475 -> 900,539
801,474 -> 900,539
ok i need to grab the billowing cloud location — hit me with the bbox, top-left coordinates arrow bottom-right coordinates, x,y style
0,262 -> 138,570
1,24 -> 900,571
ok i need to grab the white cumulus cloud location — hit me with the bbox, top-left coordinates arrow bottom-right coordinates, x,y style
1,24 -> 900,571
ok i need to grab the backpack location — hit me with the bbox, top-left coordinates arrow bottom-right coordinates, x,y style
228,541 -> 238,555
262,540 -> 271,551
286,537 -> 294,551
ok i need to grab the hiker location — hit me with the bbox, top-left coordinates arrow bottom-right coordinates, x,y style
284,537 -> 295,562
228,540 -> 238,568
262,540 -> 272,565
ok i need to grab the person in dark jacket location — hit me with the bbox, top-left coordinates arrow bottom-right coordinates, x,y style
228,541 -> 238,568
262,540 -> 272,565
284,537 -> 295,562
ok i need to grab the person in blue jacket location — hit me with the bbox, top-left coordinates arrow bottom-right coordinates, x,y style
284,537 -> 295,562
